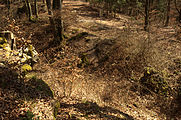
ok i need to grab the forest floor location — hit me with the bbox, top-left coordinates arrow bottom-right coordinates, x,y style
0,0 -> 181,120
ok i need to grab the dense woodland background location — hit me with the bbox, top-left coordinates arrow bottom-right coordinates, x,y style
0,0 -> 181,119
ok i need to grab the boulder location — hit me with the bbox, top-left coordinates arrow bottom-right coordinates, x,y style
140,67 -> 170,96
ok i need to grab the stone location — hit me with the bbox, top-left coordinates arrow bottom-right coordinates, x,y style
0,63 -> 6,68
0,31 -> 16,50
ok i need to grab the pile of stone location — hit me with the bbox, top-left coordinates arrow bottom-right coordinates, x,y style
0,31 -> 39,69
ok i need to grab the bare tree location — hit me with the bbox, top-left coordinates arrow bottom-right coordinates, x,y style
165,0 -> 171,26
174,0 -> 181,23
34,0 -> 38,18
53,0 -> 62,10
46,0 -> 52,15
25,0 -> 33,21
144,0 -> 150,31
5,0 -> 11,14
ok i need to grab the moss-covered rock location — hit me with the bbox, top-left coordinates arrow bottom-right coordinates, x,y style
0,37 -> 7,44
78,53 -> 90,68
21,64 -> 32,73
68,32 -> 88,42
140,67 -> 170,96
0,31 -> 16,50
0,37 -> 10,50
18,44 -> 39,65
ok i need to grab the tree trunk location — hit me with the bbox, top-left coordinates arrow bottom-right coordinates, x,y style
52,0 -> 56,9
174,0 -> 181,23
6,0 -> 11,14
179,11 -> 181,23
144,0 -> 150,31
55,17 -> 64,44
49,16 -> 64,46
53,0 -> 62,10
34,0 -> 38,18
51,0 -> 64,45
46,0 -> 52,15
165,0 -> 171,26
25,0 -> 33,21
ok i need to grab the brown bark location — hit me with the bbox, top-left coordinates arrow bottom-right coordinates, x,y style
49,16 -> 64,45
5,0 -> 10,14
174,0 -> 181,23
25,0 -> 33,21
53,0 -> 62,10
165,0 -> 171,26
144,0 -> 150,31
46,0 -> 52,15
34,0 -> 38,18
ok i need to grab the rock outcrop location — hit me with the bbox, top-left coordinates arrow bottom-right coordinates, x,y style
0,31 -> 38,69
0,31 -> 16,50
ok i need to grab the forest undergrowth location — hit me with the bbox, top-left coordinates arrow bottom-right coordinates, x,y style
0,0 -> 181,119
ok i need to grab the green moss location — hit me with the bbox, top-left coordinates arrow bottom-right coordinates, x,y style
29,16 -> 38,23
0,43 -> 8,48
78,53 -> 90,68
22,64 -> 32,72
53,101 -> 60,118
0,37 -> 7,44
71,29 -> 79,34
81,99 -> 88,104
63,34 -> 69,39
27,44 -> 33,56
21,64 -> 32,78
146,67 -> 157,75
68,32 -> 88,42
53,116 -> 56,120
82,54 -> 89,64
0,37 -> 9,49
140,67 -> 170,96
20,110 -> 39,120
25,72 -> 36,79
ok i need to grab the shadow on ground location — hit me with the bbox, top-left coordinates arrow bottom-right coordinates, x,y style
57,101 -> 134,120
0,67 -> 53,119
73,6 -> 100,18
